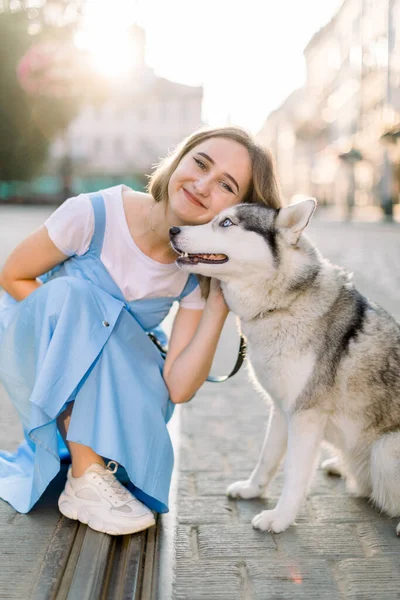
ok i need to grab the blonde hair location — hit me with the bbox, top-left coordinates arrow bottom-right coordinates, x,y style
147,126 -> 282,297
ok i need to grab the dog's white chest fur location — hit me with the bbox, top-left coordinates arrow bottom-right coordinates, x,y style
243,321 -> 316,411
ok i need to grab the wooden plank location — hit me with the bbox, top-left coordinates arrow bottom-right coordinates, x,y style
66,528 -> 112,600
104,532 -> 146,600
30,517 -> 79,600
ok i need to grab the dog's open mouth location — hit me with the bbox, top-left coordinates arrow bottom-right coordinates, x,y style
175,250 -> 228,265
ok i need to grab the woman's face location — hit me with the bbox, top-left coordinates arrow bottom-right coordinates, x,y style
167,137 -> 252,225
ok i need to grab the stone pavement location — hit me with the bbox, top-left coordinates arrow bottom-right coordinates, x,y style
171,219 -> 400,600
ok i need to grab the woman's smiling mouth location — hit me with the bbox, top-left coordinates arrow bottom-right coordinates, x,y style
182,188 -> 207,209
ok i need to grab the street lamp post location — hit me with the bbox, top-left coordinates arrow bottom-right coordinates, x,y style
381,126 -> 400,219
338,149 -> 363,220
381,150 -> 395,220
380,0 -> 396,221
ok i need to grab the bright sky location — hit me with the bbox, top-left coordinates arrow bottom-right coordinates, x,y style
79,0 -> 343,133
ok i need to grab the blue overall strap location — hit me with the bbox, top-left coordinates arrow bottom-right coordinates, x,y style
88,192 -> 106,257
178,274 -> 199,301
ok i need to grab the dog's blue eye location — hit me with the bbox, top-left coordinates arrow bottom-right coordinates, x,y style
220,218 -> 234,228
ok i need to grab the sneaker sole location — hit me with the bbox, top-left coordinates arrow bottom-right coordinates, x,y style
58,492 -> 156,536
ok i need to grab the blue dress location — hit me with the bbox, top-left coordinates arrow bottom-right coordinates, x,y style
0,192 -> 198,514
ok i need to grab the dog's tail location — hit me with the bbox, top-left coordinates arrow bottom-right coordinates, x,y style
397,522 -> 400,537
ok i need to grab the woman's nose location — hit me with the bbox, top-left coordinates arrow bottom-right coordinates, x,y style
194,176 -> 211,196
169,226 -> 181,239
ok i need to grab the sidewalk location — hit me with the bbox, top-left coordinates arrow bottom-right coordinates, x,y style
0,205 -> 57,600
170,220 -> 400,600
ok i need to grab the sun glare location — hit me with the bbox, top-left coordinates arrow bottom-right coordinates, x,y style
73,0 -> 138,80
74,30 -> 137,79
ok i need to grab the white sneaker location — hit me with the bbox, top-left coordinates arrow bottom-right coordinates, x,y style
58,461 -> 156,535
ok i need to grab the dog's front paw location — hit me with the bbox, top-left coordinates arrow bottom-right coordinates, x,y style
251,509 -> 293,533
226,479 -> 264,499
321,456 -> 344,477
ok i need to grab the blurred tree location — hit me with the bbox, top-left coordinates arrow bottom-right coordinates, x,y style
0,8 -> 47,180
0,1 -> 107,182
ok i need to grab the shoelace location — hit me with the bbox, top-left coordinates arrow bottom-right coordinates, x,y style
94,461 -> 133,501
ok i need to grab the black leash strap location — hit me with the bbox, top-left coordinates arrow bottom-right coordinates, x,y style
206,334 -> 247,383
148,332 -> 247,383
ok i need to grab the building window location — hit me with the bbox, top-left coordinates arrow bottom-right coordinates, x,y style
159,102 -> 167,121
137,105 -> 147,121
93,138 -> 102,155
114,138 -> 124,156
181,101 -> 187,121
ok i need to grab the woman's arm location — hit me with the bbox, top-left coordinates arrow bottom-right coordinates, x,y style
0,226 -> 69,301
163,280 -> 229,404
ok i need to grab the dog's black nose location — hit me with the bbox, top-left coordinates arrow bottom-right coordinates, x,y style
169,226 -> 181,239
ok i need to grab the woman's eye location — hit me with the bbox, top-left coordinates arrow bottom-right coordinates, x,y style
193,157 -> 206,170
220,218 -> 234,228
220,181 -> 234,193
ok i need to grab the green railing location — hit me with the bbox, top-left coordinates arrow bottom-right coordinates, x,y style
0,175 -> 146,203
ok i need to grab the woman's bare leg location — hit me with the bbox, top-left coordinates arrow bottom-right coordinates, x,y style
57,403 -> 105,477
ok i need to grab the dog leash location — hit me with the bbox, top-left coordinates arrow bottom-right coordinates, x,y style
206,333 -> 247,382
147,332 -> 247,382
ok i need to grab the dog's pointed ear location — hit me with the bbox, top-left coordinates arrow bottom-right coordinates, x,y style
276,198 -> 316,245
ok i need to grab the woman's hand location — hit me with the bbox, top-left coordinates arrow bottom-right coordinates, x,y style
206,278 -> 229,316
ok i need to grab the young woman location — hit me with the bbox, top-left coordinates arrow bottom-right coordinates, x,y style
0,126 -> 281,535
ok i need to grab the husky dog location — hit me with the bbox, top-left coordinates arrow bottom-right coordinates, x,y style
169,199 -> 400,535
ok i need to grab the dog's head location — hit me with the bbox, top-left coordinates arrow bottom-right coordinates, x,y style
169,198 -> 316,282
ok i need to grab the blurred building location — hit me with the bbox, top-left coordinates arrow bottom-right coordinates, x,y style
258,0 -> 400,218
257,88 -> 316,202
50,24 -> 203,183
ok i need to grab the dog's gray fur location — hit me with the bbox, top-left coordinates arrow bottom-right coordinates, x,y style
172,199 -> 400,535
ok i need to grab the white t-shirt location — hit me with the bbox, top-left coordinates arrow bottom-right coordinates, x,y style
44,185 -> 205,310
